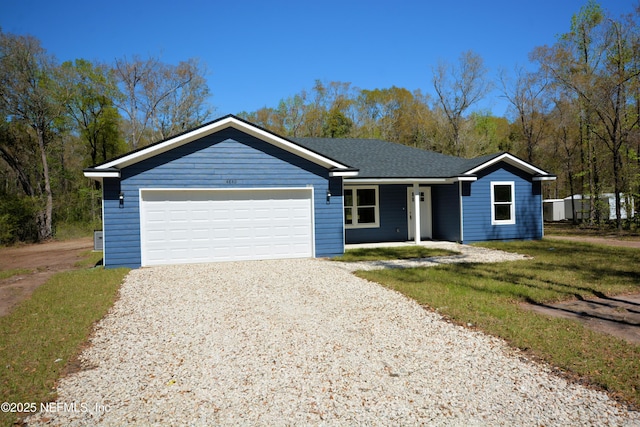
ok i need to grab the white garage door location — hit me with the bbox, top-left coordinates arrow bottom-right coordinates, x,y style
140,188 -> 314,266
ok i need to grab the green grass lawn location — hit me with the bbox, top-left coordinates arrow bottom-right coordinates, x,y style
332,245 -> 458,262
0,264 -> 128,427
0,268 -> 32,280
355,239 -> 640,409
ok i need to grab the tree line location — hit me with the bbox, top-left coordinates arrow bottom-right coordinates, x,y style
240,1 -> 640,229
1,1 -> 638,244
0,33 -> 212,243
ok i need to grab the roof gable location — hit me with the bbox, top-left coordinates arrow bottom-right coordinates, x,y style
84,115 -> 555,183
462,152 -> 555,180
84,115 -> 356,180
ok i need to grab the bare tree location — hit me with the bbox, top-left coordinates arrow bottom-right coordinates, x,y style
500,66 -> 549,163
113,55 -> 212,148
152,59 -> 212,141
432,50 -> 491,156
552,95 -> 582,222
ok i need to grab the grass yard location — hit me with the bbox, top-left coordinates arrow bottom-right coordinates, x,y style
0,265 -> 128,427
332,245 -> 458,262
545,221 -> 640,239
0,268 -> 31,281
354,240 -> 640,409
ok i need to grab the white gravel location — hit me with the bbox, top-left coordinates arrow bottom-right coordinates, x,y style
335,241 -> 530,271
27,255 -> 639,426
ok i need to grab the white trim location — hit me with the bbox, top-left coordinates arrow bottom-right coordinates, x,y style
344,176 -> 477,185
540,193 -> 545,239
310,189 -> 316,258
465,153 -> 550,176
101,195 -> 106,265
407,186 -> 432,242
329,170 -> 360,177
138,186 -> 312,193
491,181 -> 516,225
94,116 -> 352,172
413,183 -> 421,244
138,186 -> 315,266
84,170 -> 120,178
533,176 -> 557,181
134,188 -> 152,266
341,181 -> 346,254
459,181 -> 464,243
344,185 -> 380,229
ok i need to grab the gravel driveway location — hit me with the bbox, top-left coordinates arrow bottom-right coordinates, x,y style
28,257 -> 639,426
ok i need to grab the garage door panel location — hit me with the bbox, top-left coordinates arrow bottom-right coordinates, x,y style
146,210 -> 167,222
141,189 -> 313,266
191,229 -> 209,238
212,209 -> 231,219
191,210 -> 209,221
254,227 -> 272,238
213,230 -> 232,240
292,225 -> 311,235
292,207 -> 310,216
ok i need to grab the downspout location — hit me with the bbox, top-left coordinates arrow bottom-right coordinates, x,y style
540,184 -> 545,239
341,178 -> 346,253
101,184 -> 107,267
459,181 -> 464,243
413,183 -> 421,244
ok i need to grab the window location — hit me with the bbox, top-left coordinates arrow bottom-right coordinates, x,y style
491,182 -> 515,225
344,186 -> 379,228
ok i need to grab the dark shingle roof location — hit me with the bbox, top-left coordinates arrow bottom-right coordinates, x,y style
292,137 -> 480,179
458,152 -> 504,173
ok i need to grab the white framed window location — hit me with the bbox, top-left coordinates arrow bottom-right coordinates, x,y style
491,181 -> 515,225
344,186 -> 379,228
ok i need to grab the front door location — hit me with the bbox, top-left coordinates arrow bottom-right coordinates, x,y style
407,187 -> 432,240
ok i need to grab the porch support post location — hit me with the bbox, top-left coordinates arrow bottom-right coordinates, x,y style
413,183 -> 421,244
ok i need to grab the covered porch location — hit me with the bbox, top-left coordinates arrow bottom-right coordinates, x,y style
344,179 -> 476,246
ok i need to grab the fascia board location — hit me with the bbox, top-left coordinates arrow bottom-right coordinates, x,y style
94,116 -> 350,171
533,175 -> 557,181
238,122 -> 349,169
83,170 -> 121,179
329,170 -> 360,177
95,118 -> 234,169
465,153 -> 549,176
344,176 -> 478,184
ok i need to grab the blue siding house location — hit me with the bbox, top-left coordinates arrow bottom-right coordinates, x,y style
85,115 -> 555,268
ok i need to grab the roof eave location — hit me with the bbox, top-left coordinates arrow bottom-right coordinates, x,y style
83,168 -> 121,181
533,174 -> 557,181
465,152 -> 552,177
344,175 -> 478,184
91,115 -> 353,173
329,168 -> 360,177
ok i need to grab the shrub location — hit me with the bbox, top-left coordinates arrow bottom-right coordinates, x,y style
0,195 -> 39,244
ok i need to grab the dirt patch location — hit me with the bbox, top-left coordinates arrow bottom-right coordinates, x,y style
545,235 -> 640,249
524,294 -> 640,345
0,238 -> 94,317
526,235 -> 640,344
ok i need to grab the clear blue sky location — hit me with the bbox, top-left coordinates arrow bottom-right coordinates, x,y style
1,0 -> 635,119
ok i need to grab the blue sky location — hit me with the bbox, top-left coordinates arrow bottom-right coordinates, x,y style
1,0 -> 634,119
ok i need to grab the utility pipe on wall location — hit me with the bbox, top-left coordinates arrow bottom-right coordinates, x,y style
413,183 -> 421,244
